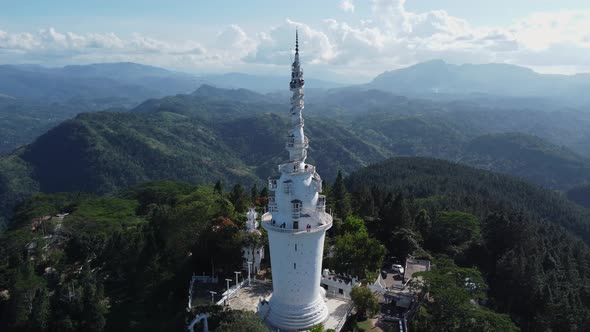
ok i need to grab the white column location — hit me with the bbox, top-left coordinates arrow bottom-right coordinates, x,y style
225,278 -> 232,305
234,271 -> 241,288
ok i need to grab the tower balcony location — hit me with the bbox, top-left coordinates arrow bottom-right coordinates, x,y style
261,210 -> 333,234
279,163 -> 315,176
290,78 -> 305,89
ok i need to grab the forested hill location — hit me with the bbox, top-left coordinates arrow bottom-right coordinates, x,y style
3,85 -> 590,230
462,132 -> 590,190
347,157 -> 590,244
344,157 -> 590,330
0,96 -> 388,229
568,184 -> 590,209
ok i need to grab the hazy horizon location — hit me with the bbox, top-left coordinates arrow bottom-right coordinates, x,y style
2,0 -> 590,82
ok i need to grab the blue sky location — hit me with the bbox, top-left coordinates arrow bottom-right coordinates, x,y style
1,0 -> 590,82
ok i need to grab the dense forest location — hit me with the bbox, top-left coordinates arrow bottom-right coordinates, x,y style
345,158 -> 590,331
568,184 -> 590,209
0,181 -> 264,331
1,158 -> 590,331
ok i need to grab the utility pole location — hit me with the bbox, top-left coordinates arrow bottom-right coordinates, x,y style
209,291 -> 217,304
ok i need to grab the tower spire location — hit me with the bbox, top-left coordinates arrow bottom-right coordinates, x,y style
295,29 -> 299,55
288,29 -> 306,164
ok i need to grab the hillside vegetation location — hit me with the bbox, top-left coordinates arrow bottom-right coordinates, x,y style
345,157 -> 590,331
3,158 -> 590,331
3,85 -> 590,230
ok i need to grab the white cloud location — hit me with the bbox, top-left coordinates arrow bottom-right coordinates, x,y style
245,19 -> 337,65
1,1 -> 590,80
512,10 -> 590,50
340,0 -> 355,13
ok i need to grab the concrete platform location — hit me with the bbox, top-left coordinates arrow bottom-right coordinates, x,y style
226,281 -> 273,312
323,296 -> 353,331
227,281 -> 352,331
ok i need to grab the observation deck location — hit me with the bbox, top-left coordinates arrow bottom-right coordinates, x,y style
261,210 -> 333,234
278,163 -> 316,175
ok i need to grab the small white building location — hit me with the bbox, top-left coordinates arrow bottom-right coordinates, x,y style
321,269 -> 361,298
242,207 -> 264,274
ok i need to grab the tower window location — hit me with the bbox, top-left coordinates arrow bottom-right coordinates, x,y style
294,263 -> 296,270
295,244 -> 297,251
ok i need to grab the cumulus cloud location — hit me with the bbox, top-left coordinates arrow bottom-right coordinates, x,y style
244,19 -> 337,65
340,0 -> 355,13
1,1 -> 590,80
0,27 -> 220,69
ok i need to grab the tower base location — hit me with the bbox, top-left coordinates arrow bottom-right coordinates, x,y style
264,294 -> 329,331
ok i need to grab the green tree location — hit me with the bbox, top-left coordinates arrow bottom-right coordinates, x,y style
389,227 -> 421,259
341,215 -> 368,236
379,193 -> 412,246
350,286 -> 380,319
259,187 -> 269,199
414,209 -> 432,240
215,310 -> 268,332
429,211 -> 480,253
81,281 -> 107,332
250,184 -> 259,203
411,258 -> 518,332
31,287 -> 50,331
214,179 -> 224,196
229,184 -> 248,213
331,232 -> 385,279
10,261 -> 45,329
332,170 -> 352,220
309,323 -> 335,332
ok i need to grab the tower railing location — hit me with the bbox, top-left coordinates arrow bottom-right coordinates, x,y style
261,212 -> 332,234
278,163 -> 315,175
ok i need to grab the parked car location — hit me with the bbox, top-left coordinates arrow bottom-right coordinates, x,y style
391,264 -> 404,274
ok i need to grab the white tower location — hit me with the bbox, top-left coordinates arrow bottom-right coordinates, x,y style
243,207 -> 264,274
260,31 -> 333,331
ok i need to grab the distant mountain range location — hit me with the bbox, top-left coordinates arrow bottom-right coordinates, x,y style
0,62 -> 344,103
0,62 -> 204,103
365,59 -> 590,105
201,72 -> 345,92
5,60 -> 589,102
